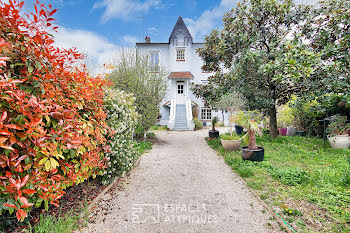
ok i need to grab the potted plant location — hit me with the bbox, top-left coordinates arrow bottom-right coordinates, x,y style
327,116 -> 350,149
289,99 -> 307,136
220,134 -> 241,151
221,114 -> 242,151
232,111 -> 264,161
216,92 -> 246,136
208,116 -> 219,138
277,105 -> 293,136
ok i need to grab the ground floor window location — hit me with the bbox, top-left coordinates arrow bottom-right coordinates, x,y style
201,108 -> 212,120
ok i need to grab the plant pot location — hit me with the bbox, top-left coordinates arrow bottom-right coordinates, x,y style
209,130 -> 219,138
221,139 -> 241,151
278,128 -> 287,136
241,146 -> 264,162
328,135 -> 350,149
296,131 -> 306,136
235,125 -> 244,135
287,127 -> 296,136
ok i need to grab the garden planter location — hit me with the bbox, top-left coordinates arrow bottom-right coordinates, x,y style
296,131 -> 306,136
287,127 -> 297,136
278,127 -> 287,136
241,146 -> 264,162
221,139 -> 241,151
235,125 -> 244,135
209,130 -> 219,138
328,135 -> 350,149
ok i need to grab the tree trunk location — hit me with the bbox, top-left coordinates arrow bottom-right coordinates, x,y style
248,128 -> 258,150
269,105 -> 278,138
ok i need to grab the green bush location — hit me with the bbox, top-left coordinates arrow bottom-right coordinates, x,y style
194,117 -> 203,130
290,94 -> 350,136
146,132 -> 156,140
107,49 -> 168,136
101,89 -> 139,184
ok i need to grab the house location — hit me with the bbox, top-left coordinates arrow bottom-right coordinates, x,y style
136,16 -> 228,130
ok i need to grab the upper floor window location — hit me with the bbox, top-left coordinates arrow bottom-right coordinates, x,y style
176,48 -> 185,61
149,51 -> 159,72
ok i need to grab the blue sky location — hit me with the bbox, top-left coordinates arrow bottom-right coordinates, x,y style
15,0 -> 317,70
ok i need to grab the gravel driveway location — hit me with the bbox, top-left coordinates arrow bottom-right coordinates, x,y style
79,128 -> 280,233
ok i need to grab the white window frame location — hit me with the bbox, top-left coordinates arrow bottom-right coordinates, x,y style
176,48 -> 185,61
201,108 -> 212,120
149,51 -> 159,72
177,83 -> 184,94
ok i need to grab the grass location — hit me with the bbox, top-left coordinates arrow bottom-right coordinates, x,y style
23,201 -> 89,233
136,140 -> 152,154
207,135 -> 350,232
150,125 -> 168,131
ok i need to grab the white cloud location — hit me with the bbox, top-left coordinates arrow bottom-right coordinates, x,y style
53,27 -> 119,73
148,27 -> 159,36
122,35 -> 138,46
94,0 -> 161,22
184,0 -> 237,41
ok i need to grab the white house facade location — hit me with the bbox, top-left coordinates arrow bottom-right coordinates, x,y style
136,17 -> 228,130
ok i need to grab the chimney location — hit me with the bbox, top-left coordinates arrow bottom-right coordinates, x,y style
145,36 -> 151,43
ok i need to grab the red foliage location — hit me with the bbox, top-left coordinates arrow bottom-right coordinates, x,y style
0,0 -> 109,221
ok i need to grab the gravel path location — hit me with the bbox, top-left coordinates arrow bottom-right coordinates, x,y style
80,128 -> 280,233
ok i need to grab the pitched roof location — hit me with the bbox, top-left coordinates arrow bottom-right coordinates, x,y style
169,16 -> 193,43
168,72 -> 194,79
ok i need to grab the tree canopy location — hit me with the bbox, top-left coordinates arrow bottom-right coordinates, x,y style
193,0 -> 322,137
107,49 -> 168,136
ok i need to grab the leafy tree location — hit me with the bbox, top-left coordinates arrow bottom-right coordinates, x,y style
107,49 -> 168,137
302,0 -> 350,96
194,0 -> 320,137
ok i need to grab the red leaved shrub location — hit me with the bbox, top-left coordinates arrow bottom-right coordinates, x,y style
0,0 -> 109,221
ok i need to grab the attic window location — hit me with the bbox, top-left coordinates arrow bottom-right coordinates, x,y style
176,48 -> 185,61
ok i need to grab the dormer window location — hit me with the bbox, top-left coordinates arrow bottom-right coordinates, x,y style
149,51 -> 159,72
176,48 -> 185,61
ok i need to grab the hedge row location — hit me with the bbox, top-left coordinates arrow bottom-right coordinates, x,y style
0,1 -> 138,222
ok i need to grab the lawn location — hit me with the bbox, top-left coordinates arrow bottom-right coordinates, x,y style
207,135 -> 350,232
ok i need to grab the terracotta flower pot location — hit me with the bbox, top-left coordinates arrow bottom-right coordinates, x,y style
221,139 -> 241,151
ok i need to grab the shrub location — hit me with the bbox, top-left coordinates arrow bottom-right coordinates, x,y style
0,1 -> 109,221
290,95 -> 350,136
193,117 -> 203,130
107,49 -> 168,137
101,89 -> 139,185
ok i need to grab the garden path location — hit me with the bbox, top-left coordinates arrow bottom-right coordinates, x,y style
79,127 -> 280,233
